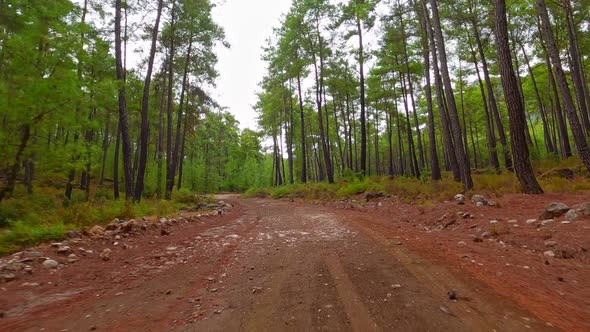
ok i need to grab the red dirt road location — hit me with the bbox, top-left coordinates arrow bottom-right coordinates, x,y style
1,194 -> 586,331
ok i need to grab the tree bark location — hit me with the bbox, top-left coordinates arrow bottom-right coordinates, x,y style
537,0 -> 590,171
115,0 -> 134,199
429,0 -> 473,190
494,0 -> 543,194
134,0 -> 164,202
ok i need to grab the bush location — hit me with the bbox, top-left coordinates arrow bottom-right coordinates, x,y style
0,221 -> 68,256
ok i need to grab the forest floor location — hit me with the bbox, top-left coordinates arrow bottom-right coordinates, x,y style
0,193 -> 589,331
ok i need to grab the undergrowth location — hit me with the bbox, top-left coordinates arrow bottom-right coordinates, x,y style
245,158 -> 590,203
0,187 -> 204,255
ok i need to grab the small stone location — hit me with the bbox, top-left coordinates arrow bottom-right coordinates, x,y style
564,209 -> 578,221
89,225 -> 105,236
457,241 -> 467,246
21,282 -> 40,287
489,220 -> 498,224
454,194 -> 465,205
544,251 -> 555,258
161,228 -> 170,236
1,273 -> 16,282
25,251 -> 43,258
473,237 -> 483,243
100,249 -> 112,261
166,289 -> 172,295
42,259 -> 59,269
561,220 -> 572,224
507,219 -> 518,224
526,219 -> 537,225
252,287 -> 263,294
476,202 -> 484,207
571,202 -> 590,216
57,246 -> 72,254
544,240 -> 557,247
541,219 -> 554,226
471,195 -> 487,204
447,290 -> 457,300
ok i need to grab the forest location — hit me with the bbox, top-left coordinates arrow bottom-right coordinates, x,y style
256,0 -> 590,196
1,0 -> 590,250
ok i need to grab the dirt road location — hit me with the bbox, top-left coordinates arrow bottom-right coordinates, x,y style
0,196 -> 558,331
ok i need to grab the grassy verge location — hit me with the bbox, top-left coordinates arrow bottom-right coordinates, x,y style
245,159 -> 590,203
0,187 -> 206,256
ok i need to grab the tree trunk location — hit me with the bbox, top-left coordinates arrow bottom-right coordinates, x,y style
167,36 -> 193,198
297,73 -> 307,183
537,0 -> 590,171
357,14 -> 367,175
115,0 -> 134,199
520,42 -> 555,154
420,13 -> 441,180
467,32 -> 500,171
429,0 -> 473,190
423,0 -> 459,181
494,0 -> 543,194
134,0 -> 164,202
165,4 -> 176,199
563,0 -> 590,136
468,1 -> 512,171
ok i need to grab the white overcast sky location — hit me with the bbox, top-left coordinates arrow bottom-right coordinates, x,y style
211,0 -> 293,130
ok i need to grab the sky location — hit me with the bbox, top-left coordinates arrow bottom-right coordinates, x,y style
211,0 -> 293,130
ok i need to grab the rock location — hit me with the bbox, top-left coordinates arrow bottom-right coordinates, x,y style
454,194 -> 465,205
447,290 -> 457,300
541,219 -> 554,226
489,220 -> 498,224
120,221 -> 133,233
564,209 -> 578,221
473,237 -> 483,243
100,249 -> 112,261
89,225 -> 105,236
1,273 -> 16,282
471,195 -> 487,204
540,202 -> 570,220
544,251 -> 555,258
67,254 -> 78,263
365,191 -> 384,202
21,282 -> 40,287
526,219 -> 537,225
56,246 -> 72,254
166,289 -> 172,295
161,228 -> 170,236
507,219 -> 518,224
105,223 -> 119,231
571,202 -> 590,217
42,259 -> 59,269
475,202 -> 484,207
25,250 -> 43,258
66,230 -> 82,239
544,240 -> 557,247
561,220 -> 572,224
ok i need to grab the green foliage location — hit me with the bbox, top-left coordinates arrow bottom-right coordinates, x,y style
0,187 -> 185,255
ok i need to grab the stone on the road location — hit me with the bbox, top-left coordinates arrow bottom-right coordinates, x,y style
540,202 -> 570,220
42,259 -> 59,269
100,249 -> 112,261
